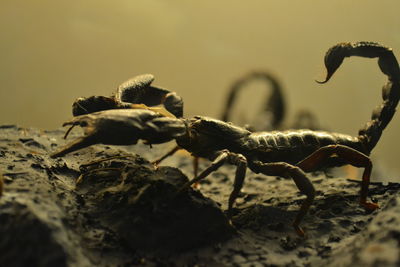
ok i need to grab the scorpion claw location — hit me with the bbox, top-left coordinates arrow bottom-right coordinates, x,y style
116,74 -> 184,118
51,109 -> 186,158
51,117 -> 97,158
71,74 -> 184,118
72,96 -> 120,116
115,74 -> 155,103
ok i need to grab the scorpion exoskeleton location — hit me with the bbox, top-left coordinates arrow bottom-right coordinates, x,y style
51,42 -> 400,236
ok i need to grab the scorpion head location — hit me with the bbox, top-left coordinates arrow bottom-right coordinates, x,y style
51,109 -> 187,158
176,116 -> 251,158
189,116 -> 250,138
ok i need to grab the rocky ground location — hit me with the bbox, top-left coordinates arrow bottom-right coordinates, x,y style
1,125 -> 400,267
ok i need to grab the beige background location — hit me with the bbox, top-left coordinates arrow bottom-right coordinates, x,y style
1,1 -> 400,179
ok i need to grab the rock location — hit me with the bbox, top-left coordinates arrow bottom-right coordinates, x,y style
1,125 -> 400,266
0,202 -> 67,267
77,156 -> 234,252
0,126 -> 234,266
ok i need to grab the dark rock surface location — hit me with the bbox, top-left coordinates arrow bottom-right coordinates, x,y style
1,125 -> 400,266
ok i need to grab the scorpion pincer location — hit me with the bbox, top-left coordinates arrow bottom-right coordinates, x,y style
71,73 -> 184,118
51,42 -> 400,236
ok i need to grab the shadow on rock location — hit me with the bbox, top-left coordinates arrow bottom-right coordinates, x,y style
76,155 -> 235,252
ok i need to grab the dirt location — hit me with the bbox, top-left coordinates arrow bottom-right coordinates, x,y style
1,125 -> 400,267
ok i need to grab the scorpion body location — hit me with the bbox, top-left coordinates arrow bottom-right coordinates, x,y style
51,42 -> 400,236
179,118 -> 361,165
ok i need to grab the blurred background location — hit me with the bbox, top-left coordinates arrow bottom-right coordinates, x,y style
1,0 -> 400,179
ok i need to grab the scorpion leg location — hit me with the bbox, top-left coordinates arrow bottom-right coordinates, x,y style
151,145 -> 182,166
152,146 -> 199,180
193,156 -> 199,178
251,161 -> 315,237
179,150 -> 248,216
296,144 -> 379,210
151,146 -> 201,186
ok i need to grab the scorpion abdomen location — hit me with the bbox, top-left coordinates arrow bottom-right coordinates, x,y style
248,130 -> 362,165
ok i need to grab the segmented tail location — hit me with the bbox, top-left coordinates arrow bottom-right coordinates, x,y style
319,41 -> 400,153
221,71 -> 286,129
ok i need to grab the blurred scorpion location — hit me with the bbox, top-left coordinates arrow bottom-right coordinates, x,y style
220,71 -> 322,131
51,42 -> 400,236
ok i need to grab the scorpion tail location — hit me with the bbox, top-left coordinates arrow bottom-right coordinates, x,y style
221,71 -> 286,129
319,41 -> 400,153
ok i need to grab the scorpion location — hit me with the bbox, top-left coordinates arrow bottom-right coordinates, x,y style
51,42 -> 400,236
